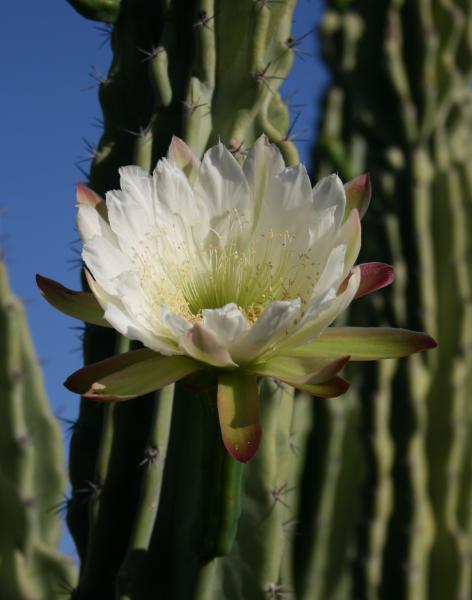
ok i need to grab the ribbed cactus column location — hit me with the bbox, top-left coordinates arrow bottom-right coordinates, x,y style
0,259 -> 75,599
65,1 -> 300,598
307,1 -> 472,599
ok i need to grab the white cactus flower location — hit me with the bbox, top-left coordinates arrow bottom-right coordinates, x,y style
38,136 -> 435,461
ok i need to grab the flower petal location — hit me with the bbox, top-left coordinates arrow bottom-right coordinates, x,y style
194,142 -> 251,217
334,207 -> 361,279
76,184 -> 115,245
344,173 -> 371,220
217,372 -> 261,462
36,274 -> 110,327
167,136 -> 201,184
243,134 -> 285,220
76,183 -> 108,220
119,165 -> 153,201
82,236 -> 132,295
289,327 -> 437,361
338,262 -> 395,299
312,245 -> 347,298
202,303 -> 249,348
106,190 -> 153,254
104,303 -> 178,355
152,159 -> 205,252
272,164 -> 314,210
312,174 -> 346,229
161,306 -> 192,338
179,322 -> 237,367
278,267 -> 361,352
65,349 -> 200,401
232,299 -> 301,364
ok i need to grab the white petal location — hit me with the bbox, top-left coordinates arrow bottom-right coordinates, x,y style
161,306 -> 192,338
119,165 -> 153,204
103,303 -> 178,355
313,174 -> 346,229
243,135 -> 285,220
85,270 -> 121,311
276,267 -> 361,352
333,207 -> 361,279
312,245 -> 347,298
195,143 -> 251,213
110,272 -> 178,343
77,204 -> 118,246
232,299 -> 301,364
252,164 -> 315,253
167,136 -> 201,184
106,188 -> 154,255
82,236 -> 132,295
267,164 -> 313,211
202,303 -> 249,347
179,322 -> 237,367
153,158 -> 202,224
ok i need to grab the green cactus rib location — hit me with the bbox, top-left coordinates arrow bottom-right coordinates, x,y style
236,380 -> 294,593
280,392 -> 313,592
293,386 -> 362,600
78,335 -> 129,595
310,1 -> 472,598
351,361 -> 396,600
0,260 -> 75,598
457,161 -> 472,599
116,384 -> 174,600
298,396 -> 353,599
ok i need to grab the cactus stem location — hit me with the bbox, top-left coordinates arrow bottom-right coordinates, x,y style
213,454 -> 245,556
116,385 -> 175,599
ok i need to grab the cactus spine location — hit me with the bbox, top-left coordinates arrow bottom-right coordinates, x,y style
0,259 -> 75,598
309,1 -> 472,598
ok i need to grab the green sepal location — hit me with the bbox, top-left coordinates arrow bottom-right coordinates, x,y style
249,355 -> 350,398
65,349 -> 201,401
288,327 -> 437,361
36,274 -> 110,328
249,355 -> 349,383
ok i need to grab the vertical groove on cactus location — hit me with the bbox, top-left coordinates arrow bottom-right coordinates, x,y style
294,388 -> 362,600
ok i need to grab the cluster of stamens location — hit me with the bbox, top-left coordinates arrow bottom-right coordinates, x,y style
130,210 -> 321,328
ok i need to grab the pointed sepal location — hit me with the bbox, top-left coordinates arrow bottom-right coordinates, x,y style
217,373 -> 261,463
251,355 -> 351,398
344,173 -> 371,220
36,274 -> 110,327
290,327 -> 437,361
65,349 -> 200,401
288,376 -> 350,397
338,262 -> 395,299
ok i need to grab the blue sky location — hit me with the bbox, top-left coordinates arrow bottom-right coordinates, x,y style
1,0 -> 328,559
